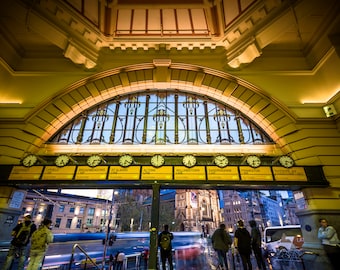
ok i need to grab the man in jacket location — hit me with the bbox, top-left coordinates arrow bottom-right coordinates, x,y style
212,223 -> 232,270
1,214 -> 37,270
26,218 -> 53,270
318,218 -> 340,270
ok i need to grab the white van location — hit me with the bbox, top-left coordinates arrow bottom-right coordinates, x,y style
263,225 -> 304,253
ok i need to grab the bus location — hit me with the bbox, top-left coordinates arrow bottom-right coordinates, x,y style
263,225 -> 304,254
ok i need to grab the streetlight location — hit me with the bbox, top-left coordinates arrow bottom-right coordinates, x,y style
102,190 -> 118,268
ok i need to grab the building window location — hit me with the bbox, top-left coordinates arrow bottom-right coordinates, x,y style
86,218 -> 93,225
50,90 -> 273,145
88,208 -> 95,216
79,207 -> 85,215
55,218 -> 61,228
66,219 -> 72,228
76,219 -> 82,229
70,207 -> 75,213
59,205 -> 65,213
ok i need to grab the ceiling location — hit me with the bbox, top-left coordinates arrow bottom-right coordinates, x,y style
0,0 -> 340,120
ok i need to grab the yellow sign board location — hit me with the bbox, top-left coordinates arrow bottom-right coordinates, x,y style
240,166 -> 273,181
141,166 -> 173,180
174,166 -> 206,180
9,166 -> 43,180
41,166 -> 76,180
75,166 -> 108,180
108,166 -> 140,180
207,166 -> 240,181
273,167 -> 307,181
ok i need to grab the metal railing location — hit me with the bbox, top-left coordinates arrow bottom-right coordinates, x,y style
68,244 -> 101,270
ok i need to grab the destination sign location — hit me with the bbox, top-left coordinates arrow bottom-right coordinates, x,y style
239,166 -> 273,181
273,167 -> 307,181
9,166 -> 43,180
41,166 -> 76,180
207,166 -> 239,181
174,166 -> 206,180
141,166 -> 173,180
109,166 -> 140,180
75,166 -> 108,180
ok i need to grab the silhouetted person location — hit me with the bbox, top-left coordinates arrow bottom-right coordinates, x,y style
212,223 -> 232,270
249,220 -> 266,270
158,224 -> 174,270
234,220 -> 252,270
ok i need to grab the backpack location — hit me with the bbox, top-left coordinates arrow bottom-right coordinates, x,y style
159,233 -> 171,250
30,226 -> 48,250
12,223 -> 32,247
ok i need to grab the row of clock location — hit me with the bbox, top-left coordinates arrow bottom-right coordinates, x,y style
22,154 -> 294,168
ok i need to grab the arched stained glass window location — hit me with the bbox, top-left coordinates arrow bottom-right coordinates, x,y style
49,90 -> 273,145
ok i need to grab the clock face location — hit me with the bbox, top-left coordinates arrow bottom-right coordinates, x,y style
150,154 -> 165,167
182,155 -> 196,168
279,155 -> 294,168
55,155 -> 70,167
119,154 -> 134,167
214,155 -> 229,168
87,155 -> 102,167
22,154 -> 38,167
246,155 -> 261,168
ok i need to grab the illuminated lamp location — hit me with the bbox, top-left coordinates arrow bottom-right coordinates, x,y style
323,104 -> 337,117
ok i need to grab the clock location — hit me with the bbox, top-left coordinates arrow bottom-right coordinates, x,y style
214,155 -> 229,168
182,155 -> 196,168
150,154 -> 165,167
246,155 -> 261,168
279,155 -> 294,168
87,155 -> 102,167
55,155 -> 70,167
119,154 -> 134,167
22,154 -> 38,167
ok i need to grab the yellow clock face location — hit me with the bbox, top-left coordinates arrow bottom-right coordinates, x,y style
246,155 -> 261,168
214,155 -> 229,168
119,154 -> 133,167
151,154 -> 165,167
279,155 -> 294,168
182,155 -> 196,168
22,154 -> 38,167
87,155 -> 102,167
55,155 -> 70,167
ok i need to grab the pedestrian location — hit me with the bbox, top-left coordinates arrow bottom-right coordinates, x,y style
317,218 -> 340,270
26,218 -> 53,270
158,224 -> 174,270
211,223 -> 232,270
115,251 -> 125,270
249,220 -> 266,270
1,214 -> 37,270
234,220 -> 252,270
140,247 -> 149,269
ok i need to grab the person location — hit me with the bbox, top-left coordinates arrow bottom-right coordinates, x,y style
1,214 -> 37,270
249,220 -> 266,270
158,224 -> 174,270
211,223 -> 232,270
26,218 -> 53,270
115,251 -> 125,270
234,220 -> 252,270
317,218 -> 340,270
140,247 -> 149,269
